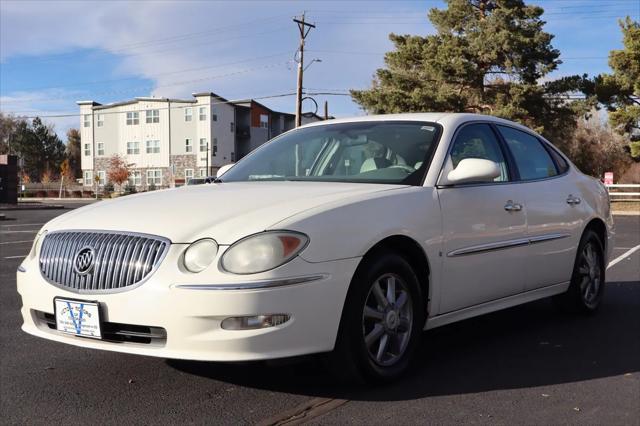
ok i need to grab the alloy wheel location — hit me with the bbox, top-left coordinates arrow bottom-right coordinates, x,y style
362,273 -> 413,367
577,242 -> 602,309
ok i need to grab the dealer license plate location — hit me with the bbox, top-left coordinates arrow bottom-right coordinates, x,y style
54,298 -> 102,339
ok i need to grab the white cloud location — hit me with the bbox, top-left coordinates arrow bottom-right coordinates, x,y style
1,0 -> 436,126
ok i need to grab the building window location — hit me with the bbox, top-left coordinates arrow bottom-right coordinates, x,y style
198,168 -> 207,177
185,107 -> 193,122
83,114 -> 91,128
184,168 -> 194,182
96,114 -> 104,127
126,111 -> 139,125
213,138 -> 218,156
97,170 -> 106,186
231,152 -> 235,162
83,170 -> 93,186
146,169 -> 162,186
128,170 -> 142,186
84,143 -> 91,156
212,112 -> 218,121
230,122 -> 234,132
146,140 -> 160,154
260,114 -> 269,129
199,138 -> 207,152
185,138 -> 193,153
199,107 -> 207,121
97,142 -> 104,156
126,141 -> 140,155
146,109 -> 160,124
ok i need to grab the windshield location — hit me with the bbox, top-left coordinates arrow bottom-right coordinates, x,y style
222,121 -> 441,185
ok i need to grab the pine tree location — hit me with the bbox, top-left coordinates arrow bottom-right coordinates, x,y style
351,0 -> 581,143
593,17 -> 640,158
66,128 -> 82,178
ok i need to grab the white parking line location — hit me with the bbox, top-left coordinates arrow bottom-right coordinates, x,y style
0,223 -> 45,228
0,240 -> 34,245
4,255 -> 25,259
0,230 -> 38,234
608,244 -> 640,269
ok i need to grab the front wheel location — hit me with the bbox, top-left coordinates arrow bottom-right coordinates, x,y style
554,230 -> 605,313
329,251 -> 425,383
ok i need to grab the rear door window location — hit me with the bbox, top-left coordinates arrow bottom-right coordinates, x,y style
498,126 -> 558,180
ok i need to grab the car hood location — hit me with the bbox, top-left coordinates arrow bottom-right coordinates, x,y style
44,181 -> 404,244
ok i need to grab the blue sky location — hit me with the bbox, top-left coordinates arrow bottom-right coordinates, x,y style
1,0 -> 639,138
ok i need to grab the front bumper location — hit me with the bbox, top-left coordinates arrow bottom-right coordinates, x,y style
17,245 -> 360,361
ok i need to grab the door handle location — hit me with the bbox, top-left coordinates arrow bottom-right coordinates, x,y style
504,200 -> 523,212
566,195 -> 581,205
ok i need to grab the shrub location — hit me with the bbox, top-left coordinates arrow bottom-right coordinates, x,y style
36,190 -> 46,198
72,190 -> 82,198
630,141 -> 640,160
124,183 -> 137,195
103,182 -> 114,193
562,119 -> 632,179
46,190 -> 58,198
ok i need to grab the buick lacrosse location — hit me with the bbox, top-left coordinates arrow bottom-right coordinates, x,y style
18,113 -> 614,382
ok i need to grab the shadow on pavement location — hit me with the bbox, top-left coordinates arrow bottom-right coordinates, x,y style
168,280 -> 640,401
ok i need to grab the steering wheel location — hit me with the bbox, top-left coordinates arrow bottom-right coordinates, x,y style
389,165 -> 416,173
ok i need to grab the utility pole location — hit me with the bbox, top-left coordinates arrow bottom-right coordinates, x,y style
294,13 -> 315,127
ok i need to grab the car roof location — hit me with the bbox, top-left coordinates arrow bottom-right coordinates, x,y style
300,112 -> 536,136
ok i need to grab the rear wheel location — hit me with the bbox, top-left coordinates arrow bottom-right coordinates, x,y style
329,251 -> 424,383
554,230 -> 605,313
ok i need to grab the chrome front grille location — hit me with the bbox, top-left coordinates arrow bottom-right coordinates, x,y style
39,231 -> 170,293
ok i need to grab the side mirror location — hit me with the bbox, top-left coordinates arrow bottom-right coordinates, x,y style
447,158 -> 501,184
216,163 -> 234,179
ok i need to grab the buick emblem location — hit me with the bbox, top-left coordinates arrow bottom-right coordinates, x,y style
73,246 -> 95,275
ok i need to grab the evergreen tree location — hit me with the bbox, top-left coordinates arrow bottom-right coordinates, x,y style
593,17 -> 640,158
351,0 -> 582,143
10,117 -> 66,181
66,128 -> 82,178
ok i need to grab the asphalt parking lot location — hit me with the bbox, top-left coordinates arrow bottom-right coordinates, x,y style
1,204 -> 638,425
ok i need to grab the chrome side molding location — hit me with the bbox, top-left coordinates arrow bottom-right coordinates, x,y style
173,274 -> 330,291
448,233 -> 571,257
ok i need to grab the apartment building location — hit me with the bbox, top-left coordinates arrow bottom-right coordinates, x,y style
78,92 -> 323,189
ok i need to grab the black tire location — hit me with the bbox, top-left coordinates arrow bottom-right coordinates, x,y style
327,250 -> 425,384
553,230 -> 605,314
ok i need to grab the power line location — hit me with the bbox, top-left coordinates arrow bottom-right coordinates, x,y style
0,91 -> 359,119
306,49 -> 609,60
1,13 -> 297,66
7,51 -> 294,93
1,92 -> 299,119
1,61 -> 293,105
2,26 -> 292,68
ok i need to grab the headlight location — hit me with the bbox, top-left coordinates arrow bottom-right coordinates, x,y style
221,231 -> 309,274
183,238 -> 219,273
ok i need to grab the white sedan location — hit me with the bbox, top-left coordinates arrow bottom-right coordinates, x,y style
18,113 -> 614,382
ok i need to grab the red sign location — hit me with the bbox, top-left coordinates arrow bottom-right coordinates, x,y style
604,172 -> 614,185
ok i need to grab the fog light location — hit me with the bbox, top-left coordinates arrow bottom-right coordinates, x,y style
221,314 -> 291,330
